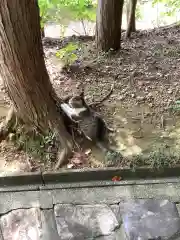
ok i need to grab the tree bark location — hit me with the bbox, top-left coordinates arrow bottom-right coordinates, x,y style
126,0 -> 137,38
0,0 -> 73,168
96,0 -> 124,51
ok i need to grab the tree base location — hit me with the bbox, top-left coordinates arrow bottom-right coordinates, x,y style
0,94 -> 112,170
55,143 -> 73,170
0,103 -> 74,170
0,106 -> 16,142
125,28 -> 136,39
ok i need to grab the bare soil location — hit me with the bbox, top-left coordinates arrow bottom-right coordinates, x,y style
1,26 -> 180,173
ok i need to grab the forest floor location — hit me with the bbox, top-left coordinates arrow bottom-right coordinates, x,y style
1,25 -> 180,174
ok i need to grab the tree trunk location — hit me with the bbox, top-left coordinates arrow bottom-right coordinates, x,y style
96,0 -> 124,51
41,27 -> 45,38
126,0 -> 131,26
40,17 -> 45,38
126,0 -> 137,38
0,0 -> 73,169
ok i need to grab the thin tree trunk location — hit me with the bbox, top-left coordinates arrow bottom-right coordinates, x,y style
41,27 -> 45,38
0,0 -> 73,169
126,0 -> 131,26
40,17 -> 45,38
96,0 -> 124,51
81,19 -> 87,35
126,0 -> 137,38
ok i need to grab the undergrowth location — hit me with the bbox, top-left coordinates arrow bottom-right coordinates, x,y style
5,122 -> 180,170
131,143 -> 180,170
9,124 -> 57,163
56,42 -> 79,66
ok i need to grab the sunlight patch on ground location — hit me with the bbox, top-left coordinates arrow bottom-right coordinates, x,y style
109,104 -> 180,158
0,105 -> 8,119
0,157 -> 29,176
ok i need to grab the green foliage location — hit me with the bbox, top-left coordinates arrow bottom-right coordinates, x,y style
131,144 -> 180,170
12,125 -> 56,162
38,0 -> 96,30
148,145 -> 180,169
169,100 -> 180,111
152,0 -> 180,17
104,150 -> 123,166
135,2 -> 143,20
56,43 -> 78,66
38,0 -> 56,27
57,0 -> 97,22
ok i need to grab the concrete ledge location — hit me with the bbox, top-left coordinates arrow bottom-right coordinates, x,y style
0,172 -> 43,187
1,166 -> 180,187
0,177 -> 180,193
40,177 -> 180,190
42,166 -> 180,184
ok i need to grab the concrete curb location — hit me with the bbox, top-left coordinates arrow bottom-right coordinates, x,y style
0,171 -> 43,187
0,166 -> 180,186
42,166 -> 180,183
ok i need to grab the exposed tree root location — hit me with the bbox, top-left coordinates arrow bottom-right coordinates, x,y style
0,106 -> 16,142
89,84 -> 114,108
0,95 -> 112,170
60,83 -> 114,110
51,122 -> 74,170
79,83 -> 114,109
55,143 -> 73,170
0,96 -> 112,170
0,103 -> 74,170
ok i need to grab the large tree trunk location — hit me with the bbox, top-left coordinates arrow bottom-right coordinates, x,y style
126,0 -> 137,38
96,0 -> 124,51
0,0 -> 73,169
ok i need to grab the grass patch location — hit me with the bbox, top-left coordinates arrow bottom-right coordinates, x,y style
131,144 -> 180,170
9,124 -> 58,163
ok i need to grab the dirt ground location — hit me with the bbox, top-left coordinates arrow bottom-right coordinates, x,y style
1,26 -> 180,174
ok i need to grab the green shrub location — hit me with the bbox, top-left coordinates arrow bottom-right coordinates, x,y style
56,43 -> 78,66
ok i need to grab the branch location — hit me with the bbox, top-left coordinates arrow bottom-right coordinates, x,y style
88,83 -> 115,108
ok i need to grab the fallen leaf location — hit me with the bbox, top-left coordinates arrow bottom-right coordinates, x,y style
112,176 -> 122,182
